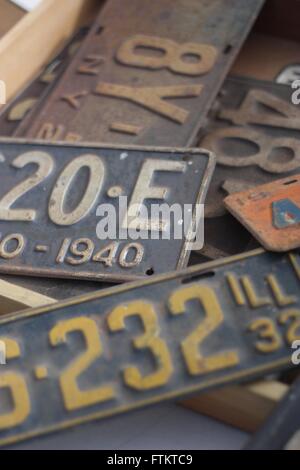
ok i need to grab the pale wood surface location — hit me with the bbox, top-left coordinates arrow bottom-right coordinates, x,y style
247,380 -> 288,402
0,0 -> 100,101
0,278 -> 55,314
0,0 -> 24,38
232,32 -> 300,81
181,381 -> 288,433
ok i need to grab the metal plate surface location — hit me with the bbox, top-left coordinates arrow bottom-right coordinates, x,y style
198,76 -> 300,219
195,76 -> 300,258
0,139 -> 214,282
22,0 -> 264,146
225,175 -> 300,252
0,248 -> 299,447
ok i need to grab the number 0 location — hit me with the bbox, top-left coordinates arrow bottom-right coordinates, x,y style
49,155 -> 105,226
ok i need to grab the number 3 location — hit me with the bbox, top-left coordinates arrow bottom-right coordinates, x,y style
108,301 -> 173,390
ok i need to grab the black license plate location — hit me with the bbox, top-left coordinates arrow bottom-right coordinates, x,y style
199,76 -> 300,219
0,139 -> 214,282
0,249 -> 299,446
197,76 -> 300,260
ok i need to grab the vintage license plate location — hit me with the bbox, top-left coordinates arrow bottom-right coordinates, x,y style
0,28 -> 88,138
198,76 -> 300,219
0,249 -> 299,447
21,0 -> 264,146
225,175 -> 300,252
196,76 -> 300,259
0,139 -> 214,282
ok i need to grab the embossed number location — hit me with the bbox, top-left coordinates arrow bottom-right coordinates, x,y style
116,35 -> 218,76
108,301 -> 173,390
169,285 -> 239,375
49,317 -> 115,411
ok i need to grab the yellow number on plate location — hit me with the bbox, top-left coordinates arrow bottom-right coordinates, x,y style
169,285 -> 239,375
278,309 -> 300,345
49,317 -> 115,411
248,318 -> 282,353
108,301 -> 173,390
0,338 -> 30,430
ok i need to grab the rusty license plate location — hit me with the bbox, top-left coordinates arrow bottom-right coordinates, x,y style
225,175 -> 300,252
21,0 -> 264,146
199,76 -> 300,219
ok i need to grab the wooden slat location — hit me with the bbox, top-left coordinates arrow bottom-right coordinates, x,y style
0,278 -> 55,314
181,381 -> 288,433
286,430 -> 300,450
0,0 -> 100,101
232,32 -> 300,81
0,0 -> 24,39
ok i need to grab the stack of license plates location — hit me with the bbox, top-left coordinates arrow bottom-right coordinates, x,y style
0,0 -> 299,449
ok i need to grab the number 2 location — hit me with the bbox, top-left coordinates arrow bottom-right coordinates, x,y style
0,152 -> 105,226
0,151 -> 54,221
49,317 -> 115,411
169,285 -> 239,375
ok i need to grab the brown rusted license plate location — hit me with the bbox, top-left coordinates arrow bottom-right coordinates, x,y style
0,248 -> 299,447
199,76 -> 300,219
0,28 -> 88,138
21,0 -> 264,146
196,76 -> 300,259
0,139 -> 214,282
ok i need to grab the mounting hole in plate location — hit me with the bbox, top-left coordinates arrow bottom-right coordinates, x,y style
283,179 -> 298,185
146,268 -> 154,276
